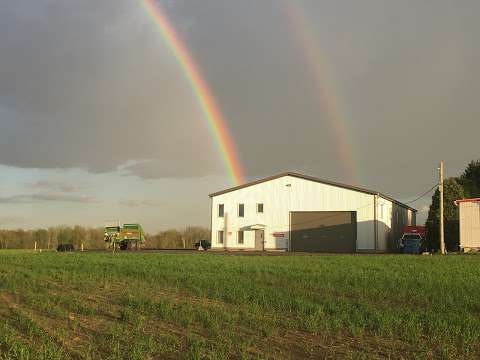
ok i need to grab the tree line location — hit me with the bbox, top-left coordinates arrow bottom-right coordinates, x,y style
0,225 -> 210,250
426,159 -> 480,251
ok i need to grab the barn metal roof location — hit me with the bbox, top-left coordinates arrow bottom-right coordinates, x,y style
454,198 -> 480,205
209,172 -> 417,212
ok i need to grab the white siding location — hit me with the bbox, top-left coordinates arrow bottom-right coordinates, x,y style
459,202 -> 480,249
376,197 -> 393,251
211,175 -> 379,250
376,196 -> 415,251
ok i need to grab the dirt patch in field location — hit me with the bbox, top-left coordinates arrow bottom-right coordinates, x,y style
0,293 -> 18,309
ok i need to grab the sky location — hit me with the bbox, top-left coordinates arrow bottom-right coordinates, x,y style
1,0 -> 479,231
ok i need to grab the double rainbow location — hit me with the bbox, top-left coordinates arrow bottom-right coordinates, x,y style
141,1 -> 358,186
284,1 -> 359,185
141,0 -> 245,185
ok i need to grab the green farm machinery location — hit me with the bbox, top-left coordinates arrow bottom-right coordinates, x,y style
104,222 -> 145,251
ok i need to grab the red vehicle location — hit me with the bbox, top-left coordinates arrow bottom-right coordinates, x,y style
402,226 -> 427,237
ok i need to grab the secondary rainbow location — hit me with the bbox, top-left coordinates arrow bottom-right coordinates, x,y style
141,0 -> 245,185
285,1 -> 360,184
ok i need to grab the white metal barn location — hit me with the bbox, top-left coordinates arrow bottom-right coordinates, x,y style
209,172 -> 416,252
455,198 -> 480,251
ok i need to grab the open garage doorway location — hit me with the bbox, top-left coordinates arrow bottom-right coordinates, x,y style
290,211 -> 357,252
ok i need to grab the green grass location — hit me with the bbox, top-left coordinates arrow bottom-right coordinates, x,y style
0,251 -> 479,359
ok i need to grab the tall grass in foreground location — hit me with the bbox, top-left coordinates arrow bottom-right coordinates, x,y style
0,251 -> 479,359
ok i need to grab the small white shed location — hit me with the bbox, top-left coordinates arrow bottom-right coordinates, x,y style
455,198 -> 480,251
209,172 -> 416,252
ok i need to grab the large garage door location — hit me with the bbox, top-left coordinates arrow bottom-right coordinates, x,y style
290,211 -> 357,252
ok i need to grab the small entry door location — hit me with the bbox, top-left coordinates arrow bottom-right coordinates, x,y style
255,230 -> 264,251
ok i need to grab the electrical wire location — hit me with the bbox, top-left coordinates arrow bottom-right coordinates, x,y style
403,183 -> 439,205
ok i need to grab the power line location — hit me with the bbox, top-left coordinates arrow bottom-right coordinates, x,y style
404,183 -> 439,205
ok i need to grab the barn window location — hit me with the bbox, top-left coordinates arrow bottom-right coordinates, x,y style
257,203 -> 264,213
238,231 -> 244,244
238,204 -> 244,217
218,204 -> 224,218
218,230 -> 224,244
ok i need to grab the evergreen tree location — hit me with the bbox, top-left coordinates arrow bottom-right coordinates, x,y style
458,159 -> 480,198
426,178 -> 465,251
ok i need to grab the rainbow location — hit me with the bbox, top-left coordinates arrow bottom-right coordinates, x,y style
140,0 -> 245,185
284,2 -> 360,185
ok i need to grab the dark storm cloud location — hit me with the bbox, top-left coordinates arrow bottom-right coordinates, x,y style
0,0 -> 220,178
170,0 -> 480,195
1,0 -> 480,197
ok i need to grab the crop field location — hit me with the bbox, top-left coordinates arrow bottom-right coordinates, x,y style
0,251 -> 479,360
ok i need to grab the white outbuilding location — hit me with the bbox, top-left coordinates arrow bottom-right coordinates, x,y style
209,172 -> 416,252
455,198 -> 480,251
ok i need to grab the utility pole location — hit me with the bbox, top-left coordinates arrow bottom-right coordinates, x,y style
439,161 -> 446,255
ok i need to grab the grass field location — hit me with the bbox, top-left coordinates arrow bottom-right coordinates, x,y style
0,251 -> 479,359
